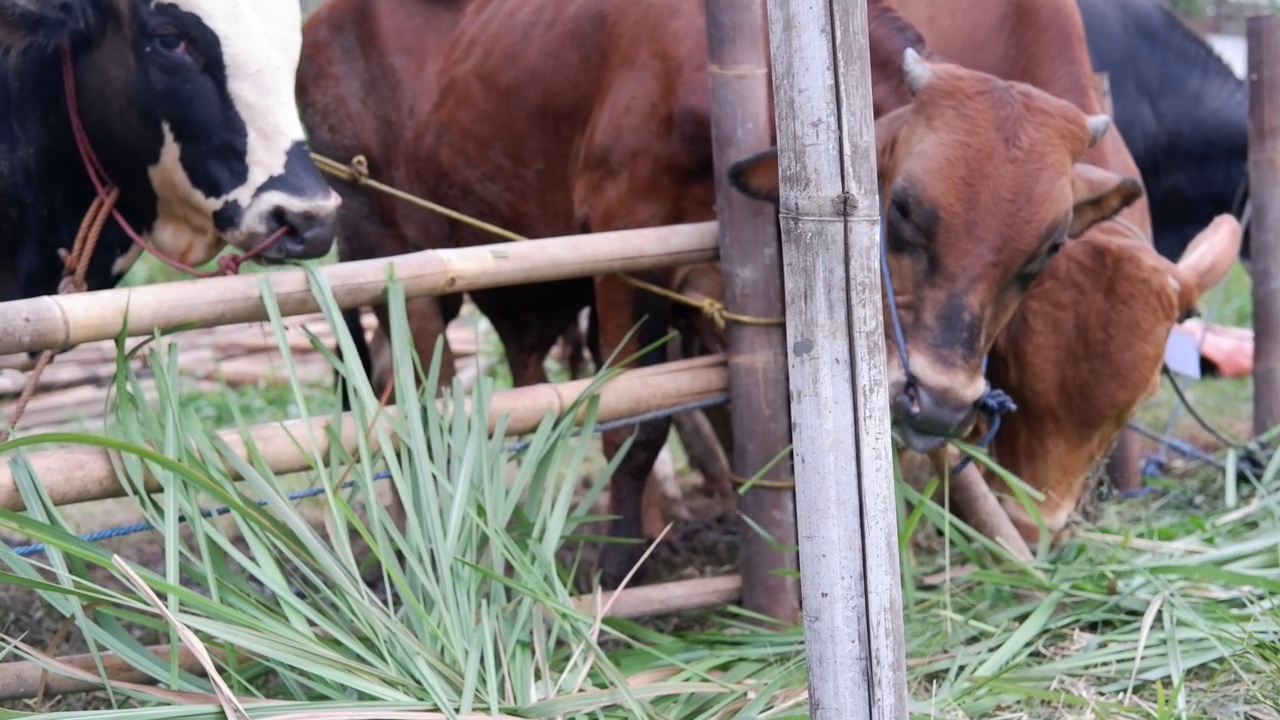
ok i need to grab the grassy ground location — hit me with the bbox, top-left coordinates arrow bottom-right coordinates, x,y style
1,252 -> 1276,717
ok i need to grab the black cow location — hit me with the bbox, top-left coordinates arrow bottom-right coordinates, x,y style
1077,0 -> 1250,266
0,0 -> 340,305
0,0 -> 93,51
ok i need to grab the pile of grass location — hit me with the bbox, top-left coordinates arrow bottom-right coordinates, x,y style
0,268 -> 1278,718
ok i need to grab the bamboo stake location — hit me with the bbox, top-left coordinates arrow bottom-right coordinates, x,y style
1250,16 -> 1280,435
765,0 -> 907,715
0,574 -> 742,702
704,0 -> 800,625
0,355 -> 728,512
0,222 -> 719,356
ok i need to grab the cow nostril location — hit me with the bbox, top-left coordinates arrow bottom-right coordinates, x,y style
894,385 -> 923,421
265,204 -> 338,259
896,383 -> 975,438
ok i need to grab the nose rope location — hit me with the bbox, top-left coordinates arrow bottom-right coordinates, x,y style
877,210 -> 1018,475
58,41 -> 286,280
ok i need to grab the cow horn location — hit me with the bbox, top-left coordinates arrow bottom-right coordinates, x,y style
1085,114 -> 1111,148
903,48 -> 932,96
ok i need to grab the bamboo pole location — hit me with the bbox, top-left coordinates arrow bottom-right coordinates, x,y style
0,222 -> 719,356
0,574 -> 742,701
704,0 -> 800,625
0,355 -> 727,512
764,0 -> 908,716
1249,15 -> 1280,435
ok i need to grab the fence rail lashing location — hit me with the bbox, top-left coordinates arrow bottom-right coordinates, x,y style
3,393 -> 732,558
311,152 -> 784,330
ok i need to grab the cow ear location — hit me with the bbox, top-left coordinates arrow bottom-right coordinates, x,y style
727,147 -> 780,205
874,106 -> 911,187
1068,163 -> 1144,237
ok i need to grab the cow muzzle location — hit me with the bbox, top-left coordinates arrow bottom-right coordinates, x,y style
239,188 -> 341,263
891,382 -> 978,453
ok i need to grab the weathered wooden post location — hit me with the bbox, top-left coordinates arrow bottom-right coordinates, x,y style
703,0 -> 801,624
764,0 -> 908,716
1249,14 -> 1280,435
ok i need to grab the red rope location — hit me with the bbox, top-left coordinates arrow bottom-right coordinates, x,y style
58,41 -> 286,279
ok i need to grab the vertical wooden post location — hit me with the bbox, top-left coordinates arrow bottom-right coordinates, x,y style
703,0 -> 801,623
764,0 -> 907,716
1249,15 -> 1280,436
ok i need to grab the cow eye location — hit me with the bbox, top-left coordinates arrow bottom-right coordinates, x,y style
889,196 -> 911,224
150,32 -> 189,58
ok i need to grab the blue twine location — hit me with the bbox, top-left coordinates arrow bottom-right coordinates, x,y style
5,393 -> 730,558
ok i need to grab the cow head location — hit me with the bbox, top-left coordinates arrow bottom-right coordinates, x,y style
729,50 -> 1144,453
44,0 -> 339,272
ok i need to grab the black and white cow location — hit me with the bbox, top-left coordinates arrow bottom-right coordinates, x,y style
0,0 -> 340,303
1077,0 -> 1250,267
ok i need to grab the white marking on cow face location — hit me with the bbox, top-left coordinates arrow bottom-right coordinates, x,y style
138,0 -> 337,269
147,123 -> 217,265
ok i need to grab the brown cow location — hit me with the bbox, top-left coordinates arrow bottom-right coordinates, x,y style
729,0 -> 1241,551
299,0 -> 1149,585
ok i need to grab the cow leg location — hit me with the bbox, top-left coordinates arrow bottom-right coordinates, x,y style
474,287 -> 587,388
1104,427 -> 1148,499
908,449 -> 1034,561
336,308 -> 373,412
673,409 -> 733,498
341,295 -> 457,587
592,271 -> 674,589
661,319 -> 730,498
367,295 -> 460,398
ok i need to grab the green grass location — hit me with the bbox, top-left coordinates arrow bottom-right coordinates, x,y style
116,246 -> 340,289
1,255 -> 1277,717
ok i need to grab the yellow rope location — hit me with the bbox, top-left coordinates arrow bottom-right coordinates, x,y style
310,152 -> 785,330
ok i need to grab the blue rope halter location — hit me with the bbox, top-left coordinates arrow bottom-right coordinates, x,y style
877,209 -> 1018,475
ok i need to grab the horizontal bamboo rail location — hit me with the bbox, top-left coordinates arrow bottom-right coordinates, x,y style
0,222 -> 719,356
0,354 -> 728,512
0,575 -> 743,701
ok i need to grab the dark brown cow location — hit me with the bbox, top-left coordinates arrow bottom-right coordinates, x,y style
729,0 -> 1240,551
299,0 -> 1156,583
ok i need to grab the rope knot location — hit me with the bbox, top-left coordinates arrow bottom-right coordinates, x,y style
349,155 -> 371,185
57,276 -> 87,295
698,299 -> 729,332
976,387 -> 1018,415
216,254 -> 245,276
951,385 -> 1017,476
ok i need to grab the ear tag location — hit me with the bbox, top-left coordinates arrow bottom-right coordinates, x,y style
1164,326 -> 1202,380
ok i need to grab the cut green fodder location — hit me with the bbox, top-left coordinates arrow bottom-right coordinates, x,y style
0,266 -> 1276,717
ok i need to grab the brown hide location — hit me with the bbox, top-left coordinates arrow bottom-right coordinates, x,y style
298,0 -> 470,394
299,0 -> 934,587
883,0 -> 1242,543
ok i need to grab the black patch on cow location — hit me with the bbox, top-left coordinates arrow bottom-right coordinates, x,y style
933,293 -> 979,357
213,199 -> 243,233
142,3 -> 249,199
0,0 -> 255,303
255,141 -> 329,200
